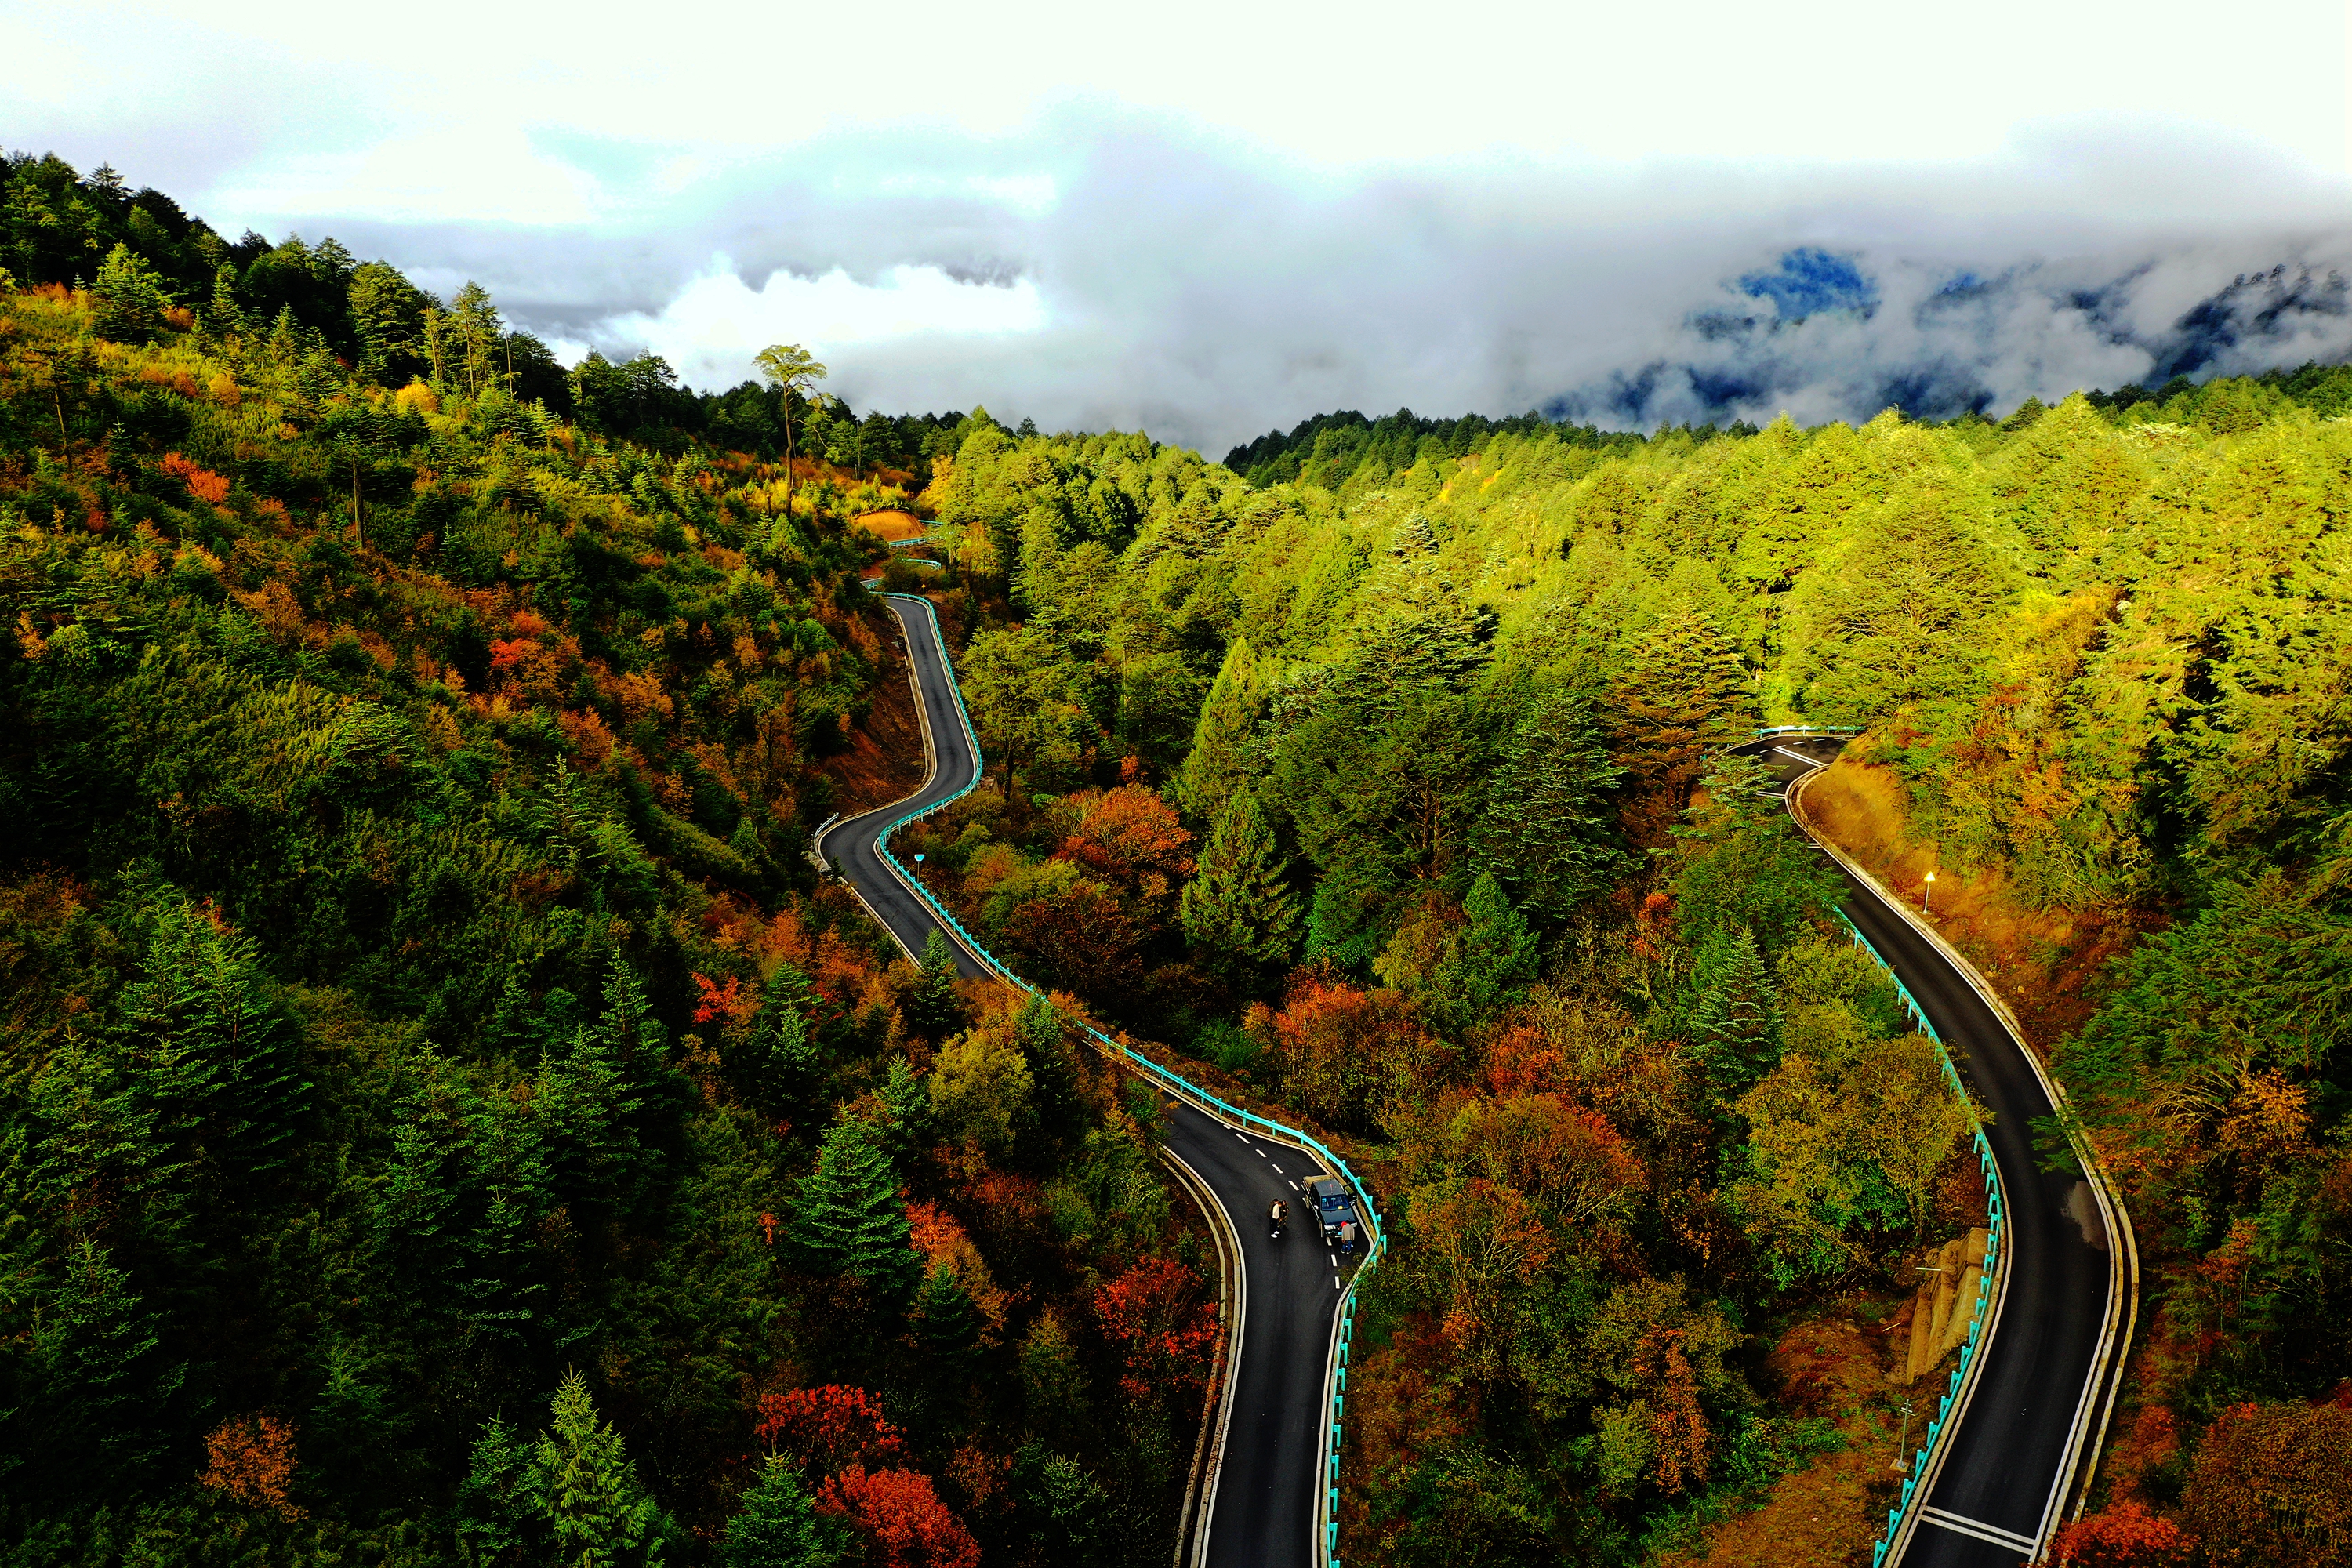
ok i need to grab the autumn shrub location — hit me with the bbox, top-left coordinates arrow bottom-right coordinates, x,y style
199,1414 -> 303,1521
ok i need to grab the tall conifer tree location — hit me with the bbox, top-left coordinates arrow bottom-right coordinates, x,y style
1607,610 -> 1754,810
1175,635 -> 1265,820
797,1115 -> 919,1298
1180,786 -> 1301,974
1475,689 -> 1626,920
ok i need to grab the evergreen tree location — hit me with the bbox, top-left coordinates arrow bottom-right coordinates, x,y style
1607,610 -> 1754,810
455,1416 -> 533,1565
1174,635 -> 1265,820
1339,514 -> 1496,702
876,1056 -> 935,1167
1430,872 -> 1541,1034
1474,689 -> 1627,920
905,928 -> 964,1039
1691,927 -> 1780,1098
1180,786 -> 1301,975
526,1370 -> 668,1568
797,1114 -> 919,1298
719,1458 -> 837,1568
113,896 -> 310,1180
1014,993 -> 1085,1155
92,243 -> 172,342
730,979 -> 822,1122
915,1268 -> 983,1381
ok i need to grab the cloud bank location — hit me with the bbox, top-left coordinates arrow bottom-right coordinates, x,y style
43,105 -> 2352,453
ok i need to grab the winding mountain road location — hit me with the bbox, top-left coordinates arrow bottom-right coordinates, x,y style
817,593 -> 1350,1568
1740,737 -> 2135,1566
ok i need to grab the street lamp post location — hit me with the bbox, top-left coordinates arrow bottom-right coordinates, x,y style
1923,870 -> 1936,916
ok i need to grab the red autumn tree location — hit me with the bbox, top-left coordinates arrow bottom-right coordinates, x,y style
753,1385 -> 908,1472
2045,1499 -> 2194,1567
1093,1257 -> 1218,1402
1454,1092 -> 1646,1231
1052,786 -> 1195,898
2180,1399 -> 2352,1565
816,1465 -> 981,1568
199,1414 -> 303,1521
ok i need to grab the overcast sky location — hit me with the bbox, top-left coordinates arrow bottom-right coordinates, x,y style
11,0 -> 2352,451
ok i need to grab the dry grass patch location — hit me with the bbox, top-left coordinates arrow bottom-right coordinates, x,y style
1800,757 -> 2144,1048
853,508 -> 929,543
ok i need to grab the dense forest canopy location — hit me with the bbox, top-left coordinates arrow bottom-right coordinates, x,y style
1,152 -> 1216,1568
5,147 -> 2350,1566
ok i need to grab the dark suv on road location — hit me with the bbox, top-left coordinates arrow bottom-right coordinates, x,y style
1306,1176 -> 1358,1240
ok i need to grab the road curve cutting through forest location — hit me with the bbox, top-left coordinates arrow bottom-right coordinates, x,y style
1737,735 -> 2140,1568
816,593 -> 1365,1568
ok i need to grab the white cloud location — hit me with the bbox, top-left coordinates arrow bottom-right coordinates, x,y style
599,260 -> 1047,390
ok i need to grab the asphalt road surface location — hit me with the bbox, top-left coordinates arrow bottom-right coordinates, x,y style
818,593 -> 1347,1568
1741,738 -> 2121,1566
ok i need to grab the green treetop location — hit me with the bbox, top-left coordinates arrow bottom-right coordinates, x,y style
797,1112 -> 919,1298
718,1457 -> 839,1568
526,1370 -> 670,1568
1475,689 -> 1626,921
1181,786 -> 1303,977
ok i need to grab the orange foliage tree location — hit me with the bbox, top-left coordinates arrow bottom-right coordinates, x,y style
1053,785 -> 1194,890
1258,978 -> 1443,1134
816,1465 -> 981,1568
1004,881 -> 1142,996
199,1413 -> 303,1521
2180,1399 -> 2352,1566
1446,1092 -> 1646,1232
753,1385 -> 909,1473
1407,1178 -> 1556,1372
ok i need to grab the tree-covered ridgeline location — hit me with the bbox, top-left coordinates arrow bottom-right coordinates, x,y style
1,155 -> 1218,1568
898,376 -> 2352,1562
2,147 -> 1004,471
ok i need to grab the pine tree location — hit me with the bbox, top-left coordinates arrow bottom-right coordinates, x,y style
1691,927 -> 1780,1097
1174,635 -> 1265,821
455,1416 -> 533,1565
1341,514 -> 1496,701
797,1115 -> 919,1298
1180,786 -> 1302,975
1607,610 -> 1754,810
1475,690 -> 1627,920
112,898 -> 310,1179
905,929 -> 964,1039
1430,872 -> 1541,1034
1014,993 -> 1084,1155
731,979 -> 822,1123
915,1268 -> 982,1380
719,1457 -> 837,1568
527,1370 -> 667,1568
92,243 -> 172,343
876,1057 -> 935,1167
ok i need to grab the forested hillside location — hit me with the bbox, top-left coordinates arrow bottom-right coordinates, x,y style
0,156 -> 1216,1568
906,376 -> 2352,1563
7,143 -> 2352,1566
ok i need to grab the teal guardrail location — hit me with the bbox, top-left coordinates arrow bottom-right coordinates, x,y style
866,595 -> 1386,1566
1835,909 -> 2004,1567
